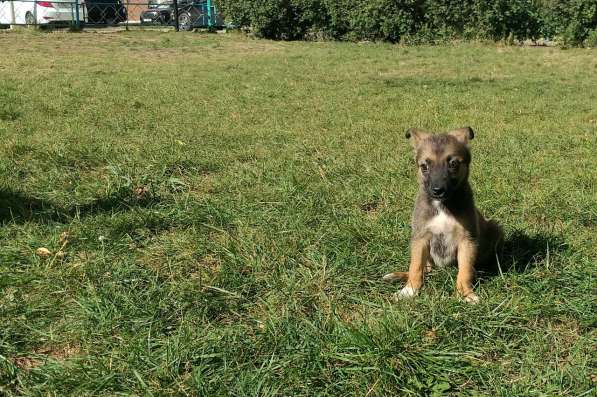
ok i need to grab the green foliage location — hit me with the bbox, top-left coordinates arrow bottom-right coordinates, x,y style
223,0 -> 330,40
417,0 -> 478,41
475,0 -> 542,40
319,0 -> 351,39
223,0 -> 545,42
585,28 -> 597,46
223,0 -> 597,45
346,0 -> 424,42
221,0 -> 252,28
538,0 -> 597,44
247,0 -> 304,40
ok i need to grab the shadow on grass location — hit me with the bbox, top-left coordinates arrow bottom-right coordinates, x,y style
477,230 -> 568,277
0,188 -> 161,224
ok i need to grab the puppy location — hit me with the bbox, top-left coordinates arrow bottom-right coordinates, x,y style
383,127 -> 503,303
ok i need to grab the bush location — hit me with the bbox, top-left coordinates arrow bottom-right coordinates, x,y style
538,0 -> 597,44
420,0 -> 478,41
222,0 -> 253,28
247,0 -> 313,40
320,0 -> 351,39
585,28 -> 597,46
347,0 -> 424,42
475,0 -> 542,41
221,0 -> 589,45
416,0 -> 541,42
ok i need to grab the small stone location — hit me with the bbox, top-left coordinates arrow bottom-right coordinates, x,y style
36,247 -> 51,258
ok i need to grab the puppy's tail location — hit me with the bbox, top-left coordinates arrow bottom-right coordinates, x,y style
382,271 -> 409,282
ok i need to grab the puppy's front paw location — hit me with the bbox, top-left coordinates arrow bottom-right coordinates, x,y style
463,292 -> 480,304
396,286 -> 419,299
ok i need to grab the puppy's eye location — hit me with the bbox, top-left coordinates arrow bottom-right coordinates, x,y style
420,163 -> 429,172
448,159 -> 459,169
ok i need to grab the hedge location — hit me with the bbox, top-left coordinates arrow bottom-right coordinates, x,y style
222,0 -> 597,45
538,0 -> 597,45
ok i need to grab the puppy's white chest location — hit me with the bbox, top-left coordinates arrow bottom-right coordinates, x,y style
427,204 -> 460,266
427,210 -> 459,236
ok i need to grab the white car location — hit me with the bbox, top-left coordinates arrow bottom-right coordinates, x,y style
0,0 -> 85,25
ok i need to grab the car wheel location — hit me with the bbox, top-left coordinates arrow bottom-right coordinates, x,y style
25,12 -> 35,25
178,12 -> 192,31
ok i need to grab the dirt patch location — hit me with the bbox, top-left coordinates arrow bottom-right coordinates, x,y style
38,343 -> 81,361
12,356 -> 44,370
11,343 -> 81,370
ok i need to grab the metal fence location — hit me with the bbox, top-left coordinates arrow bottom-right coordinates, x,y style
0,0 -> 224,31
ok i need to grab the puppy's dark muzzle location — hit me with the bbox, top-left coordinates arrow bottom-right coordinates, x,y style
430,186 -> 448,200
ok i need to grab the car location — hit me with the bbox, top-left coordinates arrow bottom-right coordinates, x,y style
140,0 -> 173,25
0,0 -> 84,26
83,0 -> 127,25
139,0 -> 223,30
175,0 -> 223,31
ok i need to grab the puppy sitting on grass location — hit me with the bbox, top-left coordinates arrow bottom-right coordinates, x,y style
383,127 -> 503,303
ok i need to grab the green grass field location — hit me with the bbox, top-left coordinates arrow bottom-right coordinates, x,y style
0,30 -> 596,396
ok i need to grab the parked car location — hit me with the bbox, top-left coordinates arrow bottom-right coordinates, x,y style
83,0 -> 126,25
0,0 -> 84,26
176,0 -> 223,31
139,0 -> 223,30
139,0 -> 172,25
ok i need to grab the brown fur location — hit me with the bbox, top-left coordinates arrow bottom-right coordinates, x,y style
383,127 -> 503,303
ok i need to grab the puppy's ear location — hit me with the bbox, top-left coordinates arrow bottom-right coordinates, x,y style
405,128 -> 430,148
448,127 -> 474,145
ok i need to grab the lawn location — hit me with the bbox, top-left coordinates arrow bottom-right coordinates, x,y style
0,30 -> 595,396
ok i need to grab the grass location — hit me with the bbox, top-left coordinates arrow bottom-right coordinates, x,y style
0,29 -> 595,396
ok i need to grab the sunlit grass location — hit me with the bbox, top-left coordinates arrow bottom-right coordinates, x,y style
0,30 -> 595,395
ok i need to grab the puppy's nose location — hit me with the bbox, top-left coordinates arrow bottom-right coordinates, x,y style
432,187 -> 445,196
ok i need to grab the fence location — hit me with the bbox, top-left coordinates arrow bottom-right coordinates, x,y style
0,0 -> 224,31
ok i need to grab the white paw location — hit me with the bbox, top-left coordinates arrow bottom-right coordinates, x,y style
463,292 -> 480,304
396,286 -> 419,299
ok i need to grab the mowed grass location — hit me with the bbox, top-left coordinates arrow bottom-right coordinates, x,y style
0,30 -> 595,396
